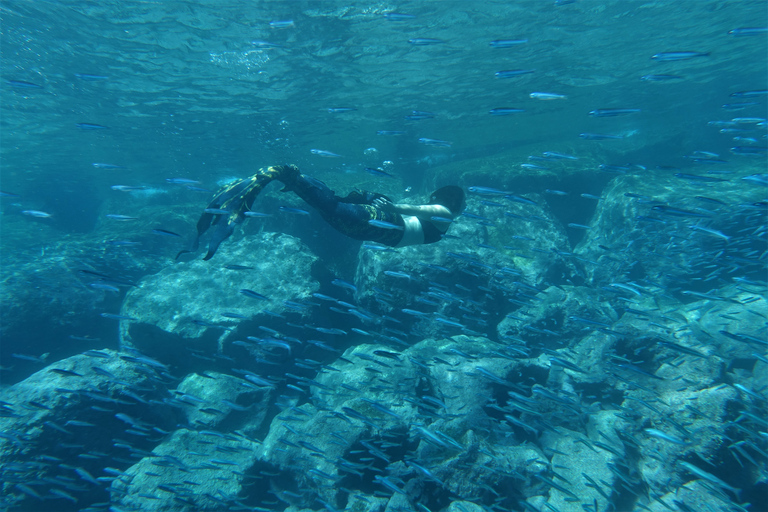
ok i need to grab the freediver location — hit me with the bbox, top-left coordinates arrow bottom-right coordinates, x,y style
177,164 -> 466,260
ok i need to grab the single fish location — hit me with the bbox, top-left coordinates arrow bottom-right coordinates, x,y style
731,146 -> 767,155
75,73 -> 109,81
7,80 -> 42,89
651,51 -> 709,61
489,39 -> 527,47
728,27 -> 768,36
310,149 -> 342,157
495,69 -> 535,78
643,428 -> 691,445
384,270 -> 411,279
327,107 -> 357,113
92,163 -> 124,169
224,264 -> 255,270
77,123 -> 109,130
166,178 -> 200,184
21,210 -> 52,218
722,102 -> 758,110
383,13 -> 415,21
368,219 -> 403,230
543,151 -> 578,160
186,185 -> 212,192
468,186 -> 510,195
418,138 -> 452,147
269,20 -> 294,29
689,225 -> 730,241
49,368 -> 83,377
331,278 -> 357,292
240,289 -> 269,300
742,173 -> 768,186
111,185 -> 146,191
105,214 -> 138,221
489,108 -> 524,115
679,461 -> 740,495
408,38 -> 444,45
152,228 -> 181,237
89,283 -> 120,292
107,240 -> 140,246
580,133 -> 623,140
376,130 -> 405,136
730,90 -> 767,97
641,74 -> 683,81
365,167 -> 395,178
100,313 -> 138,320
694,195 -> 727,205
279,206 -> 310,215
589,108 -> 641,117
250,40 -> 282,49
505,194 -> 537,205
530,92 -> 566,100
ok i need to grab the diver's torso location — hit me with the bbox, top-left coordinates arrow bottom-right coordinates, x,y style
395,215 -> 425,247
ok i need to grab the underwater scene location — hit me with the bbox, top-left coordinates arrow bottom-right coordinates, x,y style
1,1 -> 767,511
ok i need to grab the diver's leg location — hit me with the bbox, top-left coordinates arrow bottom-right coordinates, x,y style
338,190 -> 392,204
279,171 -> 405,245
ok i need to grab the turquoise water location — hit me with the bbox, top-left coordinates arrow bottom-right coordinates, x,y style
1,1 -> 767,512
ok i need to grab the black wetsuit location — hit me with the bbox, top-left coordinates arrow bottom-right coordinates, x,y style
181,165 -> 444,260
288,173 -> 443,247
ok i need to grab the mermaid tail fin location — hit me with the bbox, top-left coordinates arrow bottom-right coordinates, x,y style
177,166 -> 289,260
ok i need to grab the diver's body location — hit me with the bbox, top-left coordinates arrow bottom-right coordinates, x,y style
179,165 -> 465,260
372,198 -> 454,248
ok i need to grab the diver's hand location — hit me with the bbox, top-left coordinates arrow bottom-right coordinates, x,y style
373,197 -> 396,213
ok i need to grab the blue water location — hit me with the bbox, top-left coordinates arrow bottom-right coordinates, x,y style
1,1 -> 767,512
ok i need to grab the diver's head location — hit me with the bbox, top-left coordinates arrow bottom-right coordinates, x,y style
429,185 -> 466,216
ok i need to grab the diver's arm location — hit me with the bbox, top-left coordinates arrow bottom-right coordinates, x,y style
373,198 -> 453,221
394,203 -> 452,220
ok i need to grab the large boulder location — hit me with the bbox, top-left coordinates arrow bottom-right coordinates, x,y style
119,232 -> 320,371
0,349 -> 177,510
574,171 -> 766,290
112,427 -> 261,512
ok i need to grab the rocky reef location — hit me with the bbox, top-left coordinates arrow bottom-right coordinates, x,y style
0,168 -> 765,512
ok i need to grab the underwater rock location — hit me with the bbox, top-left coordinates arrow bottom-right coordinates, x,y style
255,342 -> 424,508
119,232 -> 320,369
445,500 -> 485,512
637,384 -> 742,495
647,479 -> 736,512
496,284 -> 617,350
112,427 -> 260,511
343,494 -> 388,512
256,399 -> 369,506
0,235 -> 165,384
540,419 -> 624,512
0,349 -> 176,509
174,371 -> 273,435
574,172 -> 765,289
682,286 -> 768,360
